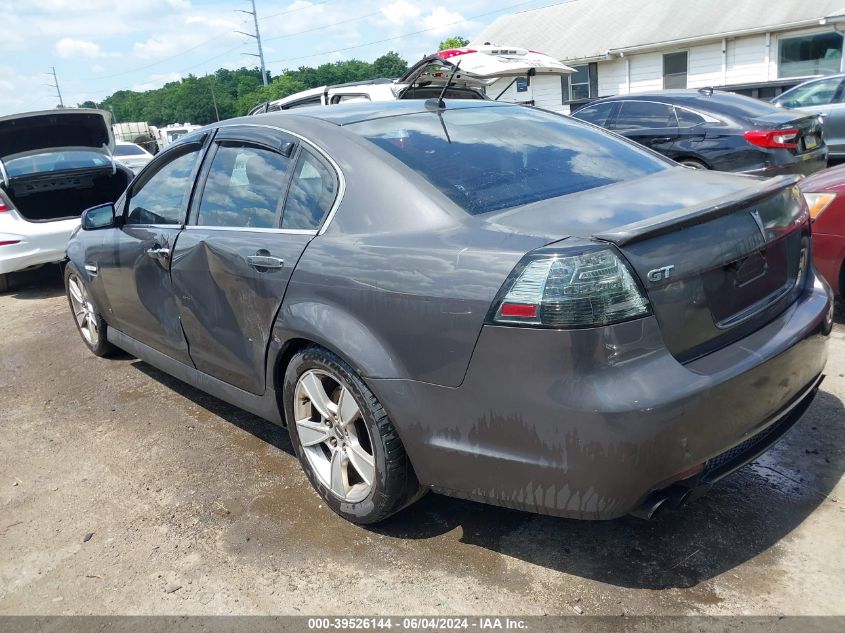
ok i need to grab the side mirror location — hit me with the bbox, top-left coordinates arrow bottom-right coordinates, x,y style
81,203 -> 116,230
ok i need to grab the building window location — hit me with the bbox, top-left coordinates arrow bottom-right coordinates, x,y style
663,52 -> 688,89
778,31 -> 843,78
561,63 -> 597,103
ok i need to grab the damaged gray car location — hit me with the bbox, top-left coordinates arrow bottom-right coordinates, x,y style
65,100 -> 833,524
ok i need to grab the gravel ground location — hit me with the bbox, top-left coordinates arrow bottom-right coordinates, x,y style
0,265 -> 843,616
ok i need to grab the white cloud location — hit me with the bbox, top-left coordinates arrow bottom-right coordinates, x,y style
55,38 -> 106,59
423,7 -> 468,36
380,0 -> 421,25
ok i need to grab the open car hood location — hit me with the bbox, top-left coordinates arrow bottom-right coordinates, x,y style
396,46 -> 575,92
0,109 -> 114,163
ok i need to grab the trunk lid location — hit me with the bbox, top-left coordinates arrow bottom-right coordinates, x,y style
487,169 -> 811,362
748,110 -> 824,155
0,109 -> 114,163
396,46 -> 574,93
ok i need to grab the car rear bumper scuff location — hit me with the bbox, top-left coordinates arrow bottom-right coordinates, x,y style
369,273 -> 832,520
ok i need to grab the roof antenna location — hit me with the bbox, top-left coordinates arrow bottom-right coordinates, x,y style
430,60 -> 462,109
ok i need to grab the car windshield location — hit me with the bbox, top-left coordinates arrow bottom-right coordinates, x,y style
4,150 -> 111,177
350,105 -> 668,215
115,144 -> 146,156
773,77 -> 842,107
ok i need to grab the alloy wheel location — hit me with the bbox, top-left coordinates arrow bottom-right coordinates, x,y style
67,273 -> 99,347
293,369 -> 376,503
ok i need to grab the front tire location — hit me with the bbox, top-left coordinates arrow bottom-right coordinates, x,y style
284,346 -> 423,524
64,264 -> 116,357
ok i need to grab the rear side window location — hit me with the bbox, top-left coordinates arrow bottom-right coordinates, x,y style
573,102 -> 614,126
196,144 -> 290,229
350,106 -> 667,215
675,107 -> 707,127
282,149 -> 337,230
613,101 -> 676,129
126,148 -> 200,225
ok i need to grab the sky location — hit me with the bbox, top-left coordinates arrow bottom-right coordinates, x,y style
0,0 -> 560,116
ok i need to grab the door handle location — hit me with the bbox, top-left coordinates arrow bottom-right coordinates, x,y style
246,255 -> 284,270
145,245 -> 171,261
650,137 -> 673,144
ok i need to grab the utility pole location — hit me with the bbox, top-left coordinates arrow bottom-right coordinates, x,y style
236,0 -> 268,86
46,67 -> 64,108
208,75 -> 221,121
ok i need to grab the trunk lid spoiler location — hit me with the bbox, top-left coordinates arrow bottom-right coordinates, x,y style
395,46 -> 575,94
594,174 -> 802,246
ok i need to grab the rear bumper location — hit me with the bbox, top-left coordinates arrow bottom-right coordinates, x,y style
371,273 -> 832,520
742,151 -> 828,177
0,216 -> 78,275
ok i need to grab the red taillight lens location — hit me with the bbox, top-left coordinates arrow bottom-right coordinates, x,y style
437,48 -> 477,60
743,128 -> 799,149
0,240 -> 21,246
487,247 -> 651,328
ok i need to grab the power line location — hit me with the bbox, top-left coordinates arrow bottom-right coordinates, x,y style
265,0 -> 553,65
261,10 -> 381,45
236,0 -> 268,86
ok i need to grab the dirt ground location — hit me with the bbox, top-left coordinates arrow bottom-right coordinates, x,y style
1,265 -> 843,616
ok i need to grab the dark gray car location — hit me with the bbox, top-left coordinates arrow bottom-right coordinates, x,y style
65,100 -> 833,524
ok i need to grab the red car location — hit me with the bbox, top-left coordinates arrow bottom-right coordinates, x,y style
800,164 -> 845,296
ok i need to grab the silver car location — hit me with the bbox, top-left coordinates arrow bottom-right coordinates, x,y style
773,74 -> 845,157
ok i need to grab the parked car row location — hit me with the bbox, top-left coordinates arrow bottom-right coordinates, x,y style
61,98 -> 835,525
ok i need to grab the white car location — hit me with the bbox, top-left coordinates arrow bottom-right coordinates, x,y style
249,46 -> 574,114
0,109 -> 133,292
114,141 -> 154,174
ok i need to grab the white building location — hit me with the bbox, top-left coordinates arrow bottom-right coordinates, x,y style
474,0 -> 845,112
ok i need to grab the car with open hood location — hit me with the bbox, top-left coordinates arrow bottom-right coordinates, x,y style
64,100 -> 832,525
248,46 -> 574,114
0,109 -> 133,291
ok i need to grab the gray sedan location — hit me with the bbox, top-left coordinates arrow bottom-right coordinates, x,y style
65,100 -> 833,524
773,73 -> 845,157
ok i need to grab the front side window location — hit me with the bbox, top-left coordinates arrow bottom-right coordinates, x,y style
774,76 -> 845,107
196,144 -> 291,229
613,101 -> 676,130
663,52 -> 688,89
282,149 -> 337,230
126,148 -> 200,225
351,106 -> 667,216
572,102 -> 614,127
779,31 -> 843,78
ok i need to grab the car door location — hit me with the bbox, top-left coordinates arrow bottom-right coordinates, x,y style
170,126 -> 338,394
608,100 -> 680,155
97,136 -> 208,365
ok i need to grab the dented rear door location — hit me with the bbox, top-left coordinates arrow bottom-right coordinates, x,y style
170,126 -> 314,395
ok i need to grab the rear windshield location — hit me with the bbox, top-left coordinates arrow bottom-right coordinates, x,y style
115,144 -> 146,156
5,151 -> 110,177
350,106 -> 667,214
691,91 -> 780,118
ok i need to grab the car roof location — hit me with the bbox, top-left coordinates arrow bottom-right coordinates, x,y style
591,89 -> 779,117
245,98 -> 515,126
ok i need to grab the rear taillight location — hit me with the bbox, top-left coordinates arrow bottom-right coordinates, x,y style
743,128 -> 799,149
488,246 -> 651,328
802,192 -> 836,220
0,240 -> 20,246
0,193 -> 8,212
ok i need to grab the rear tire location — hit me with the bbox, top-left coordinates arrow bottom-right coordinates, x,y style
0,273 -> 9,293
679,158 -> 708,170
64,263 -> 117,357
284,345 -> 424,524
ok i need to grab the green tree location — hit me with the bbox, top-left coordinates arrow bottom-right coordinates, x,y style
372,51 -> 408,78
438,36 -> 469,51
78,100 -> 98,109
